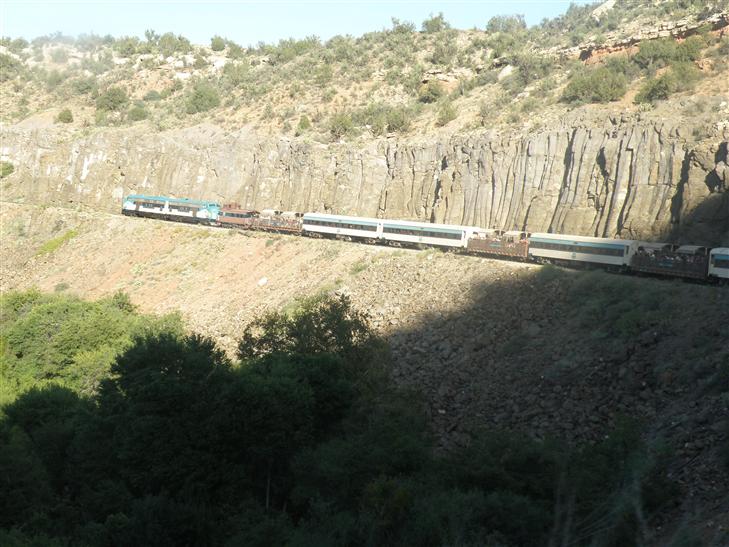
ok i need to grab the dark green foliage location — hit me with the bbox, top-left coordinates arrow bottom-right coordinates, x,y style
633,36 -> 705,70
0,290 -> 182,403
0,292 -> 681,545
351,102 -> 416,136
436,100 -> 457,126
127,105 -> 148,121
210,35 -> 225,52
562,66 -> 628,104
0,53 -> 23,83
486,14 -> 527,34
112,37 -> 139,57
96,87 -> 128,112
635,62 -> 700,104
295,115 -> 311,135
328,111 -> 355,140
70,76 -> 97,96
417,80 -> 444,103
185,81 -> 220,114
49,48 -> 68,63
0,161 -> 14,178
142,89 -> 161,101
157,32 -> 192,58
56,108 -> 73,123
421,12 -> 450,33
510,52 -> 555,86
225,39 -> 245,59
238,294 -> 383,365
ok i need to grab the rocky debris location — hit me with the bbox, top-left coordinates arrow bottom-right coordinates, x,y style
578,11 -> 729,63
2,117 -> 728,246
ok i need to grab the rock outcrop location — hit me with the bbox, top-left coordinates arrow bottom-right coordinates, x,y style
2,118 -> 728,245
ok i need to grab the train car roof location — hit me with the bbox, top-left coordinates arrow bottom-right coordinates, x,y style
710,247 -> 729,255
124,194 -> 221,206
676,245 -> 706,254
303,212 -> 381,224
529,232 -> 635,245
636,241 -> 674,249
381,218 -> 479,231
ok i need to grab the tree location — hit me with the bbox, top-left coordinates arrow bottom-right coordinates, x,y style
144,29 -> 159,45
422,12 -> 450,33
185,81 -> 220,114
1,161 -> 14,178
96,87 -> 128,112
56,108 -> 73,123
562,66 -> 627,104
418,80 -> 444,103
486,14 -> 527,34
210,35 -> 225,52
328,111 -> 355,140
238,293 -> 382,366
295,115 -> 311,135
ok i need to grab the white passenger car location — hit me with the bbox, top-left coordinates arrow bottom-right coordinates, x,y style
528,233 -> 637,268
709,247 -> 729,281
302,213 -> 382,240
381,219 -> 483,249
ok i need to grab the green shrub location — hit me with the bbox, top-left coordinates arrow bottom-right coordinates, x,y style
633,36 -> 704,71
422,12 -> 450,33
635,63 -> 699,104
510,52 -> 554,85
418,80 -> 444,103
328,111 -> 355,140
56,109 -> 73,123
36,229 -> 78,256
226,39 -> 245,59
44,69 -> 66,91
210,35 -> 226,52
0,161 -> 14,178
295,115 -> 311,135
351,103 -> 415,136
71,76 -> 97,96
96,87 -> 128,111
128,105 -> 148,121
436,100 -> 457,126
50,48 -> 68,63
158,32 -> 192,58
143,89 -> 162,101
193,54 -> 208,69
185,81 -> 220,114
0,53 -> 22,82
113,37 -> 139,57
486,14 -> 526,34
430,41 -> 457,65
562,66 -> 627,103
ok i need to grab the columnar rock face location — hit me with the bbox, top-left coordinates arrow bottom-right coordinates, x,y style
2,120 -> 728,245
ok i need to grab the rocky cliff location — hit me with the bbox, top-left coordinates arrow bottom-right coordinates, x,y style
2,116 -> 728,245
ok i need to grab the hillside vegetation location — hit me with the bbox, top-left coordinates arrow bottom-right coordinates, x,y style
2,289 -> 721,546
1,0 -> 728,138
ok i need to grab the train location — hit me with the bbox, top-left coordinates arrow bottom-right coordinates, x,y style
121,194 -> 729,284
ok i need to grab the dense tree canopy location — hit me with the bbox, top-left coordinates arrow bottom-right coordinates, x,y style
0,291 -> 680,545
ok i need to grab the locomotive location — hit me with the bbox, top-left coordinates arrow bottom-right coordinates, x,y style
121,194 -> 729,284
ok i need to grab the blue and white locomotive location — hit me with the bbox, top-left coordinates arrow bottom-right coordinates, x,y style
122,194 -> 220,224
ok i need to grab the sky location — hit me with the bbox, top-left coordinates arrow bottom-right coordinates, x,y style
1,0 -> 595,47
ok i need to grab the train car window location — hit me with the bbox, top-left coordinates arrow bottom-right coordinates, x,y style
306,219 -> 377,231
714,258 -> 729,269
383,226 -> 461,240
530,240 -> 624,257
